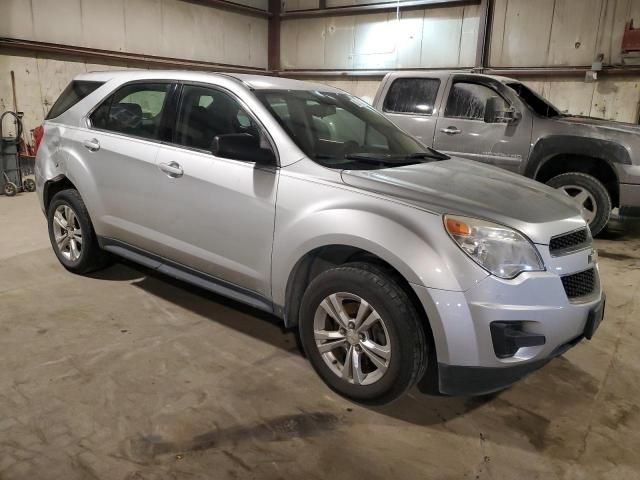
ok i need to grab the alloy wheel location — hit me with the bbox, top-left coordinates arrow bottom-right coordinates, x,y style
559,185 -> 597,224
313,292 -> 391,386
52,204 -> 83,262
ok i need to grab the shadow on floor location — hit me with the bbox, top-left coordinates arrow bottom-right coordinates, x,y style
88,259 -> 496,426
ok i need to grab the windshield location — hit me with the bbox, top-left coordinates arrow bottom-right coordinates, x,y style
506,82 -> 561,118
255,89 -> 442,169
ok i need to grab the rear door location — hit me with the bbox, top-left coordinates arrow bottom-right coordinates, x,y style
379,76 -> 443,146
66,81 -> 176,249
432,76 -> 532,172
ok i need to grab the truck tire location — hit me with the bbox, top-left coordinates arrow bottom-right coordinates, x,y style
47,189 -> 111,274
546,172 -> 611,236
299,262 -> 428,404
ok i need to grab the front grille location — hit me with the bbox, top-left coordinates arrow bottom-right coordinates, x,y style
561,268 -> 596,299
549,228 -> 590,256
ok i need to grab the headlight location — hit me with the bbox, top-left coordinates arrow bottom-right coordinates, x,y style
444,215 -> 544,279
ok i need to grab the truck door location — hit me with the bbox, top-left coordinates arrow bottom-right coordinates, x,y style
432,77 -> 532,173
378,77 -> 443,146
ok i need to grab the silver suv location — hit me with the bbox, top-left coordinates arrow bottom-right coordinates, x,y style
36,71 -> 605,403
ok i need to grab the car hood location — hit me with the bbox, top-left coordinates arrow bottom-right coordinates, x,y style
340,158 -> 586,244
559,115 -> 640,135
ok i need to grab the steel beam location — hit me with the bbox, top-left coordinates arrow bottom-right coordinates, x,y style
0,38 -> 268,74
281,0 -> 479,19
279,66 -> 640,78
268,0 -> 281,71
475,0 -> 491,69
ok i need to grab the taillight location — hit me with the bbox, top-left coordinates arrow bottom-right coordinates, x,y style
32,125 -> 44,155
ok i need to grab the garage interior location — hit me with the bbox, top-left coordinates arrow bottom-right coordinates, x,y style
1,0 -> 640,479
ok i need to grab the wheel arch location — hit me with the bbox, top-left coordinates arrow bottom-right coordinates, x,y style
43,175 -> 78,212
527,136 -> 622,207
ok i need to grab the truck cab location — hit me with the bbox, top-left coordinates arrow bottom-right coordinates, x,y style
373,71 -> 640,236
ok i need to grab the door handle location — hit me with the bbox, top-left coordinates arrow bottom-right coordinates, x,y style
440,127 -> 461,135
159,161 -> 184,178
83,138 -> 100,151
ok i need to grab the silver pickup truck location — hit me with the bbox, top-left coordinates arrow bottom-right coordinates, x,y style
373,71 -> 640,235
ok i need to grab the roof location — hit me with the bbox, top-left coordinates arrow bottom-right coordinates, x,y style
74,70 -> 343,93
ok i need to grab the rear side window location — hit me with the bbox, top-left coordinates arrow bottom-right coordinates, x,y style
90,83 -> 171,140
444,82 -> 509,120
46,81 -> 104,120
383,78 -> 440,115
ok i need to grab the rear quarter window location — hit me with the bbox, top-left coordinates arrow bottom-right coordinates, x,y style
383,78 -> 440,115
46,81 -> 104,120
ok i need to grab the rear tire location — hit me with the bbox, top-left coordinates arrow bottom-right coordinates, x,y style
299,262 -> 428,404
47,189 -> 110,274
546,172 -> 611,236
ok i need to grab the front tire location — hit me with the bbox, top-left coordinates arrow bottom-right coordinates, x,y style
299,263 -> 428,404
546,172 -> 611,236
47,189 -> 110,274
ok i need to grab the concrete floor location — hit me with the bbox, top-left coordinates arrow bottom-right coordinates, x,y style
1,193 -> 639,480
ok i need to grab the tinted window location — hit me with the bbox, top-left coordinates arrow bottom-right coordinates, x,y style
383,78 -> 440,115
444,82 -> 508,120
256,90 -> 428,170
90,83 -> 171,140
46,81 -> 104,120
175,85 -> 260,150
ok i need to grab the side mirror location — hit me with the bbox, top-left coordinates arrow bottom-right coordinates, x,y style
211,133 -> 275,164
484,96 -> 520,124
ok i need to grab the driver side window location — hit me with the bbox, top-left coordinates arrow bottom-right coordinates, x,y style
444,82 -> 508,121
175,85 -> 259,150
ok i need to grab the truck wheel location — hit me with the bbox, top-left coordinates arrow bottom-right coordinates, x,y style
47,189 -> 110,274
546,172 -> 611,236
299,262 -> 428,404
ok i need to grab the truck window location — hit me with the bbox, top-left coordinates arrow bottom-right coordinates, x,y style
383,78 -> 440,115
444,82 -> 508,121
46,80 -> 104,120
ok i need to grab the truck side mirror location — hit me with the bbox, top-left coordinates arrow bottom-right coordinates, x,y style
484,96 -> 520,124
211,133 -> 276,165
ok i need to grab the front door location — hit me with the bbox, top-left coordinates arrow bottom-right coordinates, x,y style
433,78 -> 532,173
148,84 -> 279,298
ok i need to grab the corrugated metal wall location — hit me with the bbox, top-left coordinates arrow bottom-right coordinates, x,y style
281,4 -> 480,69
0,0 -> 268,137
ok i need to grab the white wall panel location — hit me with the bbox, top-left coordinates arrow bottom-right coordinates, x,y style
420,6 -> 464,67
325,16 -> 356,69
81,0 -> 126,52
280,4 -> 479,70
490,0 -> 555,67
548,0 -> 604,66
124,0 -> 164,56
284,0 -> 320,10
32,0 -> 83,46
0,0 -> 268,68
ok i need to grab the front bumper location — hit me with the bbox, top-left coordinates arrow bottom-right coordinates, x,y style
412,245 -> 603,395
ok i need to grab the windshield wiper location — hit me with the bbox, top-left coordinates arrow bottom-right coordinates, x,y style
344,148 -> 448,164
406,147 -> 449,161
